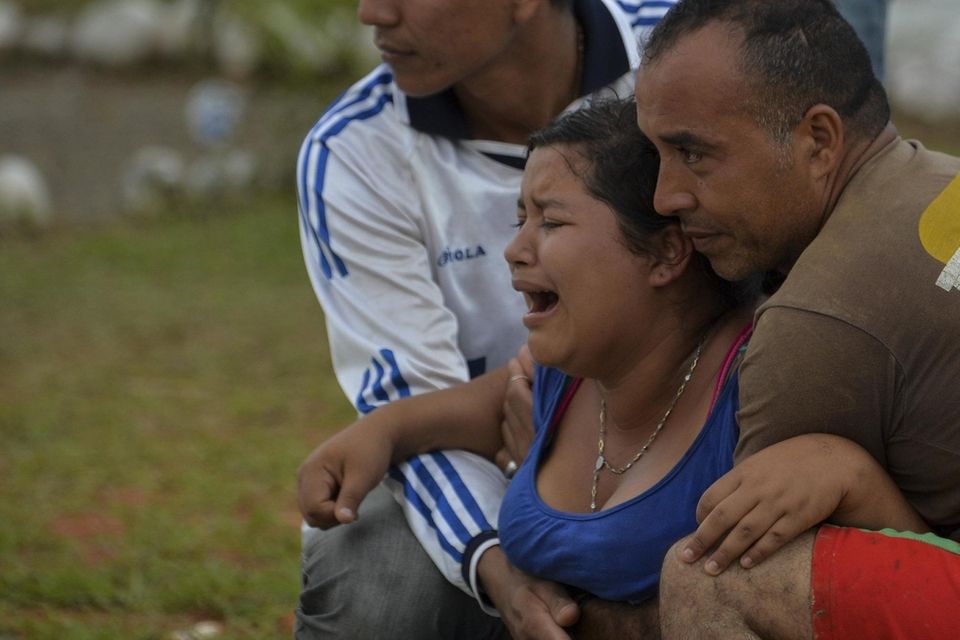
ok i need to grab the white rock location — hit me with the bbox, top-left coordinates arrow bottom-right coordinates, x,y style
155,0 -> 203,60
262,3 -> 338,73
0,1 -> 23,53
184,78 -> 247,148
0,155 -> 53,227
190,620 -> 224,638
182,149 -> 256,199
220,149 -> 257,190
121,146 -> 185,214
887,0 -> 960,123
212,12 -> 262,79
71,0 -> 164,67
183,154 -> 222,198
166,620 -> 223,640
20,14 -> 69,58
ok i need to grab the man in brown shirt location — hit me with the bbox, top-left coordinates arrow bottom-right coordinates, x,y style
635,0 -> 960,637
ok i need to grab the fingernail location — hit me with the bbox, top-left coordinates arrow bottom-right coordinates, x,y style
338,507 -> 355,521
705,560 -> 720,575
741,556 -> 754,569
680,547 -> 695,562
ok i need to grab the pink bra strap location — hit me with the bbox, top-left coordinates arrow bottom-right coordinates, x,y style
710,323 -> 754,409
547,377 -> 584,435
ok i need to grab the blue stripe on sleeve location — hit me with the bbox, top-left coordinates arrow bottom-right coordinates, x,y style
299,149 -> 336,280
389,466 -> 463,563
353,348 -> 410,413
371,357 -> 391,403
300,73 -> 393,280
408,456 -> 473,545
317,72 -> 392,128
355,368 -> 377,415
430,452 -> 493,532
299,73 -> 394,281
297,74 -> 391,279
380,348 -> 411,398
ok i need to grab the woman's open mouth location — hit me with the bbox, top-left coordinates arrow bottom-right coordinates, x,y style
512,278 -> 560,327
526,290 -> 559,314
521,289 -> 560,329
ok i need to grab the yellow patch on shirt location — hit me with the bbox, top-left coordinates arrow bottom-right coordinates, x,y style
918,174 -> 960,291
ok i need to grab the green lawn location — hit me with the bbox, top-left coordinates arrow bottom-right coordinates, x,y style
0,198 -> 355,638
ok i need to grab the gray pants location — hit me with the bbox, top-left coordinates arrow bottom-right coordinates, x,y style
295,484 -> 511,639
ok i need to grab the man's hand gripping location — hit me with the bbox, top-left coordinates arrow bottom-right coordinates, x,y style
297,424 -> 393,528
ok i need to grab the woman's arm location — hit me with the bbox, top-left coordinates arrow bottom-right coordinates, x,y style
379,366 -> 509,461
476,547 -> 579,640
297,366 -> 510,528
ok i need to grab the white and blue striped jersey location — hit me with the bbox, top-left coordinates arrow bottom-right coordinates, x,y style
297,0 -> 676,612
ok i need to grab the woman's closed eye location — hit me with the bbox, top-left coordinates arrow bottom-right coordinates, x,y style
511,216 -> 563,231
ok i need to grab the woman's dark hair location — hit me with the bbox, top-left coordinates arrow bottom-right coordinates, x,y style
527,97 -> 762,307
528,97 -> 670,257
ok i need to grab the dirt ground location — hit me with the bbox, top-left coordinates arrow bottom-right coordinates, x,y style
0,62 -> 344,219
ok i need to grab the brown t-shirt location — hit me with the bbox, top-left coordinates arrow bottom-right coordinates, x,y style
736,138 -> 960,540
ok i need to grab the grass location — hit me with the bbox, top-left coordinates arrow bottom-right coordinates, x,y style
0,196 -> 355,638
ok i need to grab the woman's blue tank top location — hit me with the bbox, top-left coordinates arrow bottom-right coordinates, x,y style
498,365 -> 739,603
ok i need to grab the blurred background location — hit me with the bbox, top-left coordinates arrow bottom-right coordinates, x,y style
0,0 -> 958,638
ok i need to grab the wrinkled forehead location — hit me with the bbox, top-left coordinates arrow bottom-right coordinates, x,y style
521,145 -> 586,195
635,26 -> 756,139
640,20 -> 746,84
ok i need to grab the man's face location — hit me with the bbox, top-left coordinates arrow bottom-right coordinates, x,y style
635,23 -> 824,280
358,0 -> 517,97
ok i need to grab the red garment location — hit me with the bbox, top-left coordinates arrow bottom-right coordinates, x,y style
812,525 -> 960,640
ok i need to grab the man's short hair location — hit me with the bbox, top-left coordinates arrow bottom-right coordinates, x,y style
643,0 -> 890,144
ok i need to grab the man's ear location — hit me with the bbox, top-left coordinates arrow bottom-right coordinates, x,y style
799,104 -> 844,180
648,226 -> 694,287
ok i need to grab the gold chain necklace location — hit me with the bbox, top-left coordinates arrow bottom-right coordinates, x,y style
590,339 -> 705,512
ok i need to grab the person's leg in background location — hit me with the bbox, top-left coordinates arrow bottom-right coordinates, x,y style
295,484 -> 510,640
834,0 -> 888,81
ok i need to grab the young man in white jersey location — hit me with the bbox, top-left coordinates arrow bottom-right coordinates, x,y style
295,0 -> 677,637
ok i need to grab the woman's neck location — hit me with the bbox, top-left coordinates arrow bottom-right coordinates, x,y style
595,302 -> 753,433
